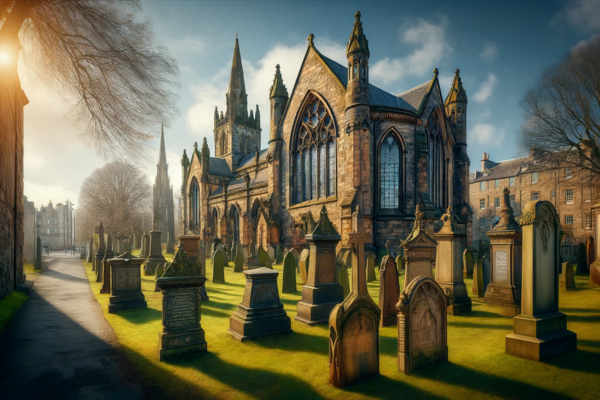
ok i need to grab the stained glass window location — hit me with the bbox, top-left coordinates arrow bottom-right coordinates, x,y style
295,152 -> 302,203
380,136 -> 400,209
304,151 -> 310,202
427,113 -> 447,210
328,141 -> 336,196
319,144 -> 325,198
311,146 -> 317,199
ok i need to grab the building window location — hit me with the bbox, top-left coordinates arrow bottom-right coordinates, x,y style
495,179 -> 500,189
480,181 -> 486,191
47,219 -> 50,225
292,96 -> 336,204
427,113 -> 447,209
510,194 -> 516,205
47,228 -> 50,234
55,228 -> 58,234
480,199 -> 485,209
480,218 -> 486,232
55,219 -> 57,224
509,177 -> 515,186
565,167 -> 572,179
380,134 -> 402,210
191,179 -> 199,226
586,214 -> 592,229
566,189 -> 574,204
552,190 -> 555,197
565,215 -> 574,225
494,198 -> 500,208
532,192 -> 539,201
531,172 -> 539,184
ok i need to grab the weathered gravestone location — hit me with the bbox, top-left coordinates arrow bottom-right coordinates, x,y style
329,205 -> 380,388
86,235 -> 93,263
258,246 -> 272,269
34,236 -> 42,270
296,206 -> 344,326
223,243 -> 230,264
395,247 -> 404,273
576,242 -> 589,274
484,188 -> 522,316
141,232 -> 150,259
154,261 -> 169,292
298,249 -> 310,284
100,234 -> 114,294
156,245 -> 207,361
505,200 -> 577,361
107,252 -> 147,313
212,249 -> 226,283
366,252 -> 376,282
337,259 -> 350,299
282,251 -> 298,293
228,267 -> 292,341
91,233 -> 98,271
472,258 -> 484,298
463,249 -> 473,278
276,245 -> 284,264
379,255 -> 399,327
586,236 -> 595,267
234,247 -> 244,273
95,223 -> 106,283
396,276 -> 449,374
401,205 -> 436,289
434,207 -> 471,315
267,245 -> 275,263
289,248 -> 301,272
177,235 -> 209,301
145,220 -> 167,276
244,242 -> 261,270
562,262 -> 576,290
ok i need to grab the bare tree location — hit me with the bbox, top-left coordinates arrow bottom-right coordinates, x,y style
519,35 -> 600,177
75,160 -> 152,243
0,0 -> 178,158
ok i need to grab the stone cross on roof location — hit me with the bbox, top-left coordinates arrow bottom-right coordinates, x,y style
347,205 -> 371,296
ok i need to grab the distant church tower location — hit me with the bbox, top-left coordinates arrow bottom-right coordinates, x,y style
153,124 -> 175,246
214,35 -> 261,171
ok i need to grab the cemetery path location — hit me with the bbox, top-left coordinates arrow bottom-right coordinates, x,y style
0,254 -> 143,400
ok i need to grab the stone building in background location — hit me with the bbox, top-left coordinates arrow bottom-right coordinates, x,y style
153,125 -> 175,245
37,200 -> 74,251
181,12 -> 471,256
470,150 -> 596,245
23,196 -> 36,263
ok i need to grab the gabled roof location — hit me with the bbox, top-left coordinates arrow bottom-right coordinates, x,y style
236,149 -> 268,170
209,157 -> 233,177
471,156 -> 527,183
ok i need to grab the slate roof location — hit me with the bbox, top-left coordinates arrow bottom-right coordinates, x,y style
236,149 -> 269,170
209,157 -> 233,177
470,156 -> 539,183
397,82 -> 431,112
210,168 -> 269,197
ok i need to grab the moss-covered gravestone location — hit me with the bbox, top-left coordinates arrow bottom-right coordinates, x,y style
282,251 -> 298,293
366,252 -> 376,282
276,246 -> 284,264
267,245 -> 275,263
258,246 -> 272,269
379,255 -> 399,327
472,258 -> 484,298
337,260 -> 350,299
157,245 -> 207,361
234,247 -> 244,273
576,243 -> 588,274
212,249 -> 225,283
107,252 -> 147,313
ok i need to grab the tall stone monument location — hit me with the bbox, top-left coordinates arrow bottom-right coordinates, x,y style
95,223 -> 106,282
434,207 -> 471,315
396,276 -> 449,374
229,267 -> 292,341
141,232 -> 150,259
176,234 -> 209,301
157,244 -> 206,360
401,205 -> 436,288
505,200 -> 577,361
329,205 -> 380,388
145,217 -> 167,276
483,188 -> 522,316
295,206 -> 344,326
107,252 -> 147,313
379,255 -> 399,327
100,234 -> 114,294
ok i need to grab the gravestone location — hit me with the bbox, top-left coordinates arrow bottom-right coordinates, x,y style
95,223 -> 106,282
234,247 -> 244,273
212,249 -> 225,283
216,243 -> 224,254
299,249 -> 310,284
586,236 -> 594,267
145,223 -> 167,276
177,235 -> 208,301
86,235 -> 93,263
267,245 -> 276,263
484,188 -> 522,316
472,259 -> 484,298
100,234 -> 114,294
379,255 -> 399,327
401,205 -> 436,288
244,241 -> 261,270
396,276 -> 449,374
576,243 -> 588,274
329,205 -> 380,388
482,255 -> 491,294
157,245 -> 206,361
117,234 -> 128,255
229,268 -> 292,341
276,245 -> 284,264
395,247 -> 404,273
282,251 -> 298,293
289,248 -> 301,272
141,233 -> 150,259
296,206 -> 344,326
434,207 -> 471,315
366,252 -> 376,282
91,234 -> 98,271
34,236 -> 42,270
107,252 -> 147,313
223,243 -> 230,264
562,262 -> 575,290
258,246 -> 272,269
139,233 -> 146,258
505,200 -> 577,361
342,249 -> 353,272
337,260 -> 350,299
166,232 -> 175,254
154,261 -> 168,292
463,249 -> 473,278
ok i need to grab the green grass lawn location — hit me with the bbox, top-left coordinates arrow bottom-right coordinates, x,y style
83,258 -> 600,399
0,290 -> 28,336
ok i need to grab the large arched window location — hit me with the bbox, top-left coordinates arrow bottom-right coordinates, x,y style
379,135 -> 402,210
230,205 -> 240,244
212,208 -> 219,236
191,179 -> 199,226
292,96 -> 336,204
427,112 -> 447,210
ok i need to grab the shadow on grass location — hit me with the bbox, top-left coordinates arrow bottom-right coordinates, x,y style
201,299 -> 237,311
448,321 -> 513,330
564,314 -> 600,323
345,374 -> 445,400
420,362 -> 574,399
167,351 -> 328,400
560,307 -> 600,313
578,339 -> 600,349
250,331 -> 328,356
545,349 -> 600,374
116,307 -> 162,324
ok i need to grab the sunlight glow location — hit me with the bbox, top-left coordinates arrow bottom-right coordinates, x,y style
0,52 -> 9,63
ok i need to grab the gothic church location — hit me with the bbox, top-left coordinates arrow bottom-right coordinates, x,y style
181,12 -> 472,256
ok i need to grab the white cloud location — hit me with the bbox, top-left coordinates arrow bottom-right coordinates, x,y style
479,43 -> 497,62
370,17 -> 452,86
471,123 -> 506,146
551,0 -> 600,32
24,180 -> 78,207
473,73 -> 497,103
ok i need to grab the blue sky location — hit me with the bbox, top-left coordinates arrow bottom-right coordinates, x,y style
21,0 -> 600,207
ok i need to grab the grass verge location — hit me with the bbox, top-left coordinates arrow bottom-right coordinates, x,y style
0,290 -> 28,336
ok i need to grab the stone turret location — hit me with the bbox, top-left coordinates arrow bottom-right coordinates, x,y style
345,11 -> 370,108
445,69 -> 468,145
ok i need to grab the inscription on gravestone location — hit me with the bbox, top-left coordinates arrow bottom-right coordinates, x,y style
114,267 -> 140,291
495,251 -> 508,284
317,251 -> 335,283
165,288 -> 197,331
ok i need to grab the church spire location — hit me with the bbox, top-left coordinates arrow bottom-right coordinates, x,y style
158,123 -> 167,166
445,68 -> 468,106
269,64 -> 288,99
228,35 -> 246,100
346,11 -> 369,57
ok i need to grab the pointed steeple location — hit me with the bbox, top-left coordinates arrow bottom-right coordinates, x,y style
269,64 -> 288,99
228,35 -> 246,99
346,11 -> 369,57
158,123 -> 167,166
445,68 -> 468,105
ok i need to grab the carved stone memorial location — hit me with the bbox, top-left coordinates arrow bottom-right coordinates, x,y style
505,200 -> 577,361
296,206 -> 344,326
145,220 -> 166,276
401,206 -> 436,289
108,252 -> 147,313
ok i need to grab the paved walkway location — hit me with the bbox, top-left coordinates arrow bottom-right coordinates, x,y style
0,254 -> 143,399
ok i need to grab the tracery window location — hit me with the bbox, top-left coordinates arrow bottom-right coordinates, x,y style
191,179 -> 199,226
379,135 -> 402,210
212,208 -> 219,235
292,96 -> 336,204
427,112 -> 448,210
